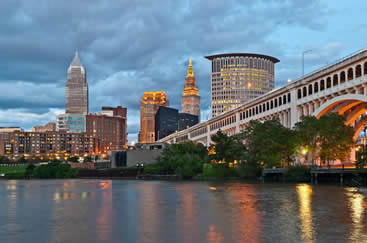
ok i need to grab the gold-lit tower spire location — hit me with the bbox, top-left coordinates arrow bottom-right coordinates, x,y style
181,58 -> 200,120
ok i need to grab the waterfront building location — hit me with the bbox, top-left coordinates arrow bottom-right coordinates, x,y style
205,53 -> 279,117
56,113 -> 86,133
1,131 -> 95,159
181,58 -> 200,120
155,106 -> 198,141
32,122 -> 56,132
86,106 -> 127,153
138,91 -> 168,144
65,51 -> 88,115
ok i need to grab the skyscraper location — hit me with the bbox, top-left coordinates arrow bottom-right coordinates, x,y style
65,51 -> 88,115
181,58 -> 201,120
138,91 -> 168,144
57,51 -> 88,133
205,53 -> 279,117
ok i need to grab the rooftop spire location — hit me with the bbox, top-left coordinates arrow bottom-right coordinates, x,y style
186,58 -> 194,78
70,50 -> 82,66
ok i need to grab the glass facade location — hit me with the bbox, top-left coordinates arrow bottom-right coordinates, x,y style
206,54 -> 279,117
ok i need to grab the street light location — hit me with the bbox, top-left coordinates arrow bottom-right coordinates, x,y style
302,49 -> 313,76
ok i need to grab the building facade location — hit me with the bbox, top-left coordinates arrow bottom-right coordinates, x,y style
155,106 -> 199,141
178,113 -> 199,131
86,106 -> 127,153
205,53 -> 279,117
56,113 -> 86,133
32,122 -> 56,132
1,131 -> 95,159
65,51 -> 88,115
138,91 -> 168,143
181,59 -> 200,120
155,106 -> 179,141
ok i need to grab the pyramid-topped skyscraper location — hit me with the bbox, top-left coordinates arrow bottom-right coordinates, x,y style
65,51 -> 88,115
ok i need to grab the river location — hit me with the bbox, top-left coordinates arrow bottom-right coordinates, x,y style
0,180 -> 366,243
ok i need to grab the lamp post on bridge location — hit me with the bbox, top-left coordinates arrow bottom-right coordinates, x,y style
302,49 -> 313,76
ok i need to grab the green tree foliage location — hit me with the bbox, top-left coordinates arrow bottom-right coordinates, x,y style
68,156 -> 79,163
243,118 -> 299,168
0,156 -> 10,164
18,156 -> 28,163
144,142 -> 209,178
294,116 -> 319,164
84,156 -> 92,163
210,130 -> 246,163
295,113 -> 354,165
33,161 -> 78,178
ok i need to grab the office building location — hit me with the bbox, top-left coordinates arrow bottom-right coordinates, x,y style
65,51 -> 88,115
205,53 -> 279,117
155,106 -> 198,141
56,113 -> 86,133
181,58 -> 200,120
138,91 -> 168,143
1,131 -> 95,158
86,106 -> 127,153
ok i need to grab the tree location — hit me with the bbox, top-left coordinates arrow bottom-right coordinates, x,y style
84,156 -> 92,163
243,118 -> 298,168
318,113 -> 354,165
295,113 -> 354,166
145,142 -> 209,178
18,156 -> 28,164
68,156 -> 79,163
294,116 -> 320,164
210,130 -> 246,163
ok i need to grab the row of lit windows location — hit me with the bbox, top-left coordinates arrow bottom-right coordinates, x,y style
212,57 -> 274,74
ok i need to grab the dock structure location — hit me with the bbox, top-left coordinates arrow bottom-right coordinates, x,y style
262,167 -> 367,186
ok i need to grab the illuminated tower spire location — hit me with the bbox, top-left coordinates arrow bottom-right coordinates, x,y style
181,58 -> 200,121
187,58 -> 194,78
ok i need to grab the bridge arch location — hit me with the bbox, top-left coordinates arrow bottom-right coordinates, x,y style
312,94 -> 367,138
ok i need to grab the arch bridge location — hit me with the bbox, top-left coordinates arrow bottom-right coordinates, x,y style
159,49 -> 367,161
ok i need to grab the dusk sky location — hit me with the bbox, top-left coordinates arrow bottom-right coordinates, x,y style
0,0 -> 367,142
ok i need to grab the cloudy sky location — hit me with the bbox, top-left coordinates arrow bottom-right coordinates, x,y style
0,0 -> 366,142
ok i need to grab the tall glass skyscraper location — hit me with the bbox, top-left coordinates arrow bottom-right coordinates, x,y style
205,53 -> 279,117
65,51 -> 88,115
57,51 -> 88,133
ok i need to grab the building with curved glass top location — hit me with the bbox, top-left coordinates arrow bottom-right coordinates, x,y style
205,53 -> 279,117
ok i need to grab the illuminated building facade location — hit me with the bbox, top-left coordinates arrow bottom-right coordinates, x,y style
0,131 -> 95,158
56,113 -> 86,133
32,122 -> 56,132
205,53 -> 279,117
138,91 -> 168,144
86,106 -> 127,153
65,51 -> 88,115
181,59 -> 200,120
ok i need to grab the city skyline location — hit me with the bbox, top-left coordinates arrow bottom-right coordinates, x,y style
0,1 -> 366,142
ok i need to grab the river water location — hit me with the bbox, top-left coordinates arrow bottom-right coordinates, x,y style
0,180 -> 366,243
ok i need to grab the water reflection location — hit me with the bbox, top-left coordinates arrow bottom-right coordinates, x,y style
346,188 -> 366,242
2,180 -> 367,243
296,184 -> 314,242
96,180 -> 113,242
207,225 -> 224,243
228,184 -> 261,243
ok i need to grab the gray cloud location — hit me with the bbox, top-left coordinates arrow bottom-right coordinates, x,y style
0,0 -> 341,141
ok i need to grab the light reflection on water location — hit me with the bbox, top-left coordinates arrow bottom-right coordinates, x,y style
0,180 -> 367,243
